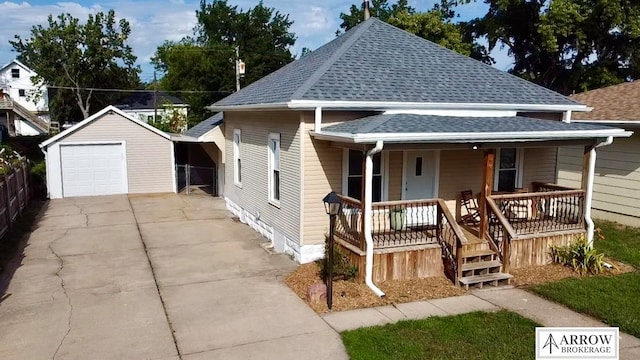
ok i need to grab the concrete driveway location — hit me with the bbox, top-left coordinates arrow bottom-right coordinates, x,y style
0,194 -> 346,360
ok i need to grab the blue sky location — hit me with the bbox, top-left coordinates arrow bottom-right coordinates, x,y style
0,1 -> 511,83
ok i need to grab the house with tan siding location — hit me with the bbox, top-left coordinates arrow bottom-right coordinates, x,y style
209,18 -> 630,292
557,82 -> 640,226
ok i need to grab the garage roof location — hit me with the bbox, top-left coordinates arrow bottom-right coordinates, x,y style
40,105 -> 171,148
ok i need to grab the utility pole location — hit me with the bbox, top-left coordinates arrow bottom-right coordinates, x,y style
153,71 -> 158,123
235,46 -> 241,92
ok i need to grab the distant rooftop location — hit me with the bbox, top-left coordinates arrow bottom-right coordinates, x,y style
571,81 -> 640,121
184,113 -> 223,138
116,92 -> 187,110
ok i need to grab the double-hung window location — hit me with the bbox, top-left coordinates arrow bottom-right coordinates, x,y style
344,149 -> 383,202
494,148 -> 523,192
11,69 -> 19,78
268,133 -> 281,205
233,129 -> 242,187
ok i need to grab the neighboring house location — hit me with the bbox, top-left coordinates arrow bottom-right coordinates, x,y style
209,18 -> 629,290
557,82 -> 640,226
40,106 -> 176,198
172,113 -> 225,196
115,92 -> 188,129
0,59 -> 50,135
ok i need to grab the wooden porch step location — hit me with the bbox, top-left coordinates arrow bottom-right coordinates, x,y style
461,260 -> 502,271
459,273 -> 513,290
462,249 -> 497,263
463,249 -> 495,258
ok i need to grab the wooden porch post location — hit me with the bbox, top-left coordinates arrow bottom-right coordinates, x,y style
580,145 -> 591,191
479,149 -> 495,239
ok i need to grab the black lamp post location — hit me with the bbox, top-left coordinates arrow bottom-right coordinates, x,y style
322,191 -> 342,309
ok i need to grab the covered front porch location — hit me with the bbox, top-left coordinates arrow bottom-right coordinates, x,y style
311,113 -> 630,289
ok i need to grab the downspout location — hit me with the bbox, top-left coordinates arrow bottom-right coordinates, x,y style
584,136 -> 613,246
364,140 -> 385,297
40,147 -> 50,199
314,107 -> 322,132
562,110 -> 572,123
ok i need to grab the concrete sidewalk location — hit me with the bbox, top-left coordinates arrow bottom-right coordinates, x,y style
322,287 -> 640,360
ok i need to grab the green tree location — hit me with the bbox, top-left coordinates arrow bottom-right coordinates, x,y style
339,1 -> 492,64
153,0 -> 296,125
475,0 -> 640,94
10,10 -> 140,121
339,0 -> 415,32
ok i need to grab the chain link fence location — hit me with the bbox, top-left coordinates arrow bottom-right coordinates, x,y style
176,164 -> 217,196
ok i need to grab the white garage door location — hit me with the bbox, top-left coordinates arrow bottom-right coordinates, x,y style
60,143 -> 127,197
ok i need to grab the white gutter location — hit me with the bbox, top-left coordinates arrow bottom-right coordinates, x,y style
314,107 -> 322,132
584,136 -> 614,246
208,100 -> 591,113
309,129 -> 631,144
364,140 -> 385,298
562,110 -> 572,123
287,100 -> 591,112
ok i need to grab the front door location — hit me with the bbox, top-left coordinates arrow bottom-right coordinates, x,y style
404,151 -> 438,226
405,151 -> 437,200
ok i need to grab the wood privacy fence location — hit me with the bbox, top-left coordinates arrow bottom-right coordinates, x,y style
0,163 -> 30,240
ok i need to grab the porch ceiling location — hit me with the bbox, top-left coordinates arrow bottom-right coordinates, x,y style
312,114 -> 631,144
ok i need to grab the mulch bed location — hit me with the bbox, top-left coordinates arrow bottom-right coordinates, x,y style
285,258 -> 635,314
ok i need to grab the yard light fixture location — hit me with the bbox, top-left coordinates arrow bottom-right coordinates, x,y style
323,191 -> 341,216
322,191 -> 342,309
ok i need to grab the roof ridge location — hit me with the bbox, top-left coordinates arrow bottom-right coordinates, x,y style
291,19 -> 377,100
357,113 -> 393,133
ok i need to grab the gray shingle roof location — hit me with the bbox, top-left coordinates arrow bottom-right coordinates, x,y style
184,113 -> 223,138
322,114 -> 618,134
213,18 -> 580,108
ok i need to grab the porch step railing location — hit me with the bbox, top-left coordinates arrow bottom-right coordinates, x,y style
334,195 -> 468,285
485,197 -> 517,273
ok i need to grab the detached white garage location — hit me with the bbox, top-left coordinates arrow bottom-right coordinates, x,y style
40,106 -> 176,199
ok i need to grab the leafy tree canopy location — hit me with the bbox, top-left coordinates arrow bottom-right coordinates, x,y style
475,0 -> 640,94
339,1 -> 492,64
153,0 -> 296,125
11,10 -> 140,121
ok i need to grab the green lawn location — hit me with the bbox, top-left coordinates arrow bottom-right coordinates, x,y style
341,311 -> 538,360
533,273 -> 640,337
531,220 -> 640,337
593,220 -> 640,268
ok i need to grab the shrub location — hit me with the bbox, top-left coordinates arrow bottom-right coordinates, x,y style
317,240 -> 359,281
30,160 -> 47,198
550,237 -> 605,275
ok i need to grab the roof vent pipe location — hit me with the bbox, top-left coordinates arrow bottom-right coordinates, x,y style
363,1 -> 371,20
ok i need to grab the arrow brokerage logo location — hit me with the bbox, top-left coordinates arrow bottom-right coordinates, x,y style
536,327 -> 619,359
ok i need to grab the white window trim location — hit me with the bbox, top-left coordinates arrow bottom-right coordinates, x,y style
11,69 -> 19,78
342,148 -> 388,201
493,148 -> 524,191
233,129 -> 242,188
268,132 -> 281,207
